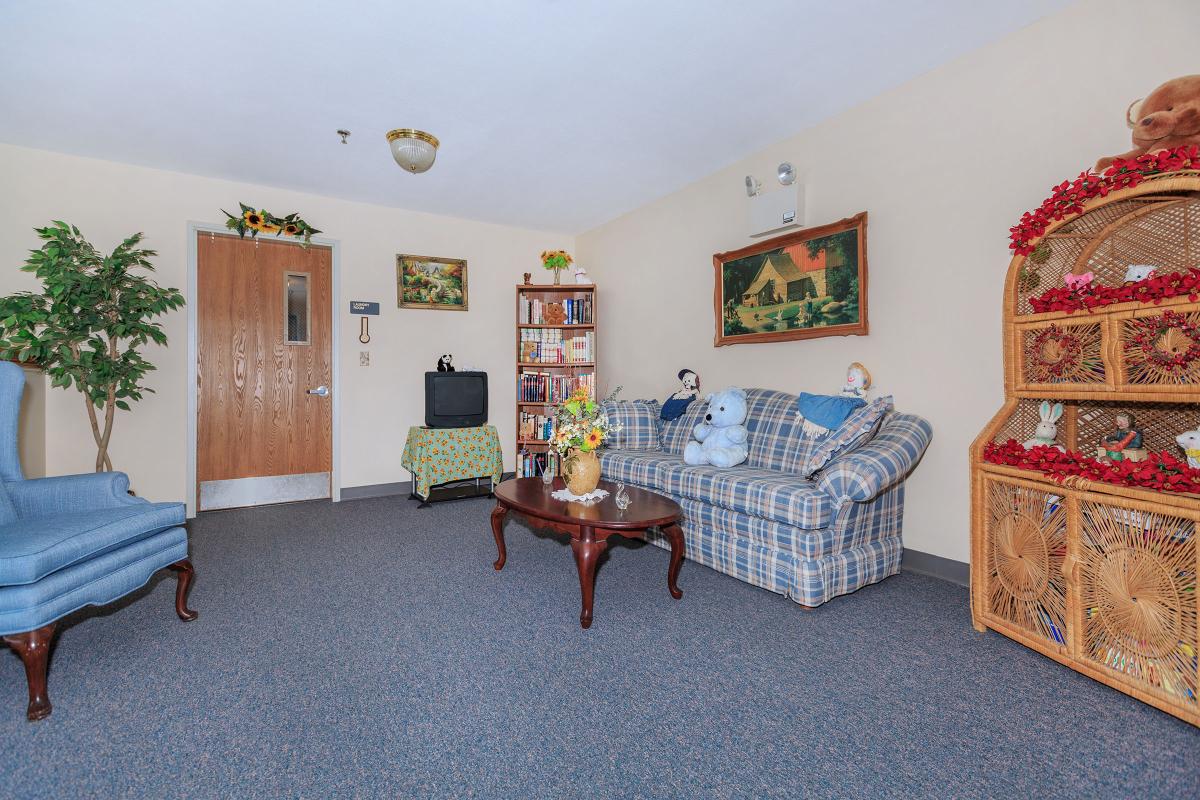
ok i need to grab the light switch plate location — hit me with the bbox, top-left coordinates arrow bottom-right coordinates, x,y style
359,351 -> 370,366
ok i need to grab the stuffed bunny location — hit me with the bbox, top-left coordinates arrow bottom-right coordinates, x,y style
1024,401 -> 1065,451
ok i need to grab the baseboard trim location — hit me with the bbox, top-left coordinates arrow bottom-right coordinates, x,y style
340,481 -> 412,500
341,473 -> 516,502
902,548 -> 969,587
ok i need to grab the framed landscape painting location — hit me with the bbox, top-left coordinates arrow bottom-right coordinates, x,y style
397,254 -> 468,311
713,212 -> 868,346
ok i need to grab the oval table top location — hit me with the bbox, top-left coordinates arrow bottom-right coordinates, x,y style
493,477 -> 681,530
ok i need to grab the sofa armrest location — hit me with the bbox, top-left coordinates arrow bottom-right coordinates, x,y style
5,472 -> 145,518
815,413 -> 932,504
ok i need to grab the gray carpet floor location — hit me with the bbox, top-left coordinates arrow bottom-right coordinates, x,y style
0,494 -> 1197,799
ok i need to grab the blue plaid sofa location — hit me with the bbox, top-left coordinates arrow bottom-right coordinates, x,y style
599,389 -> 932,607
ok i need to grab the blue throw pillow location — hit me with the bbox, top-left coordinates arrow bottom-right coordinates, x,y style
795,392 -> 866,438
802,396 -> 893,477
600,400 -> 662,451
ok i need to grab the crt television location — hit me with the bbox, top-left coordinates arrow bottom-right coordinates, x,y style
424,371 -> 488,428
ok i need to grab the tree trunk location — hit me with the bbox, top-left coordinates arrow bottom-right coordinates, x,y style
83,393 -> 113,472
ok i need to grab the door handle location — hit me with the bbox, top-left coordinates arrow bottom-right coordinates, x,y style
307,385 -> 330,397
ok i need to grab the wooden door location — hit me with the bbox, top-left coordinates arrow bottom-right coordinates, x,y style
196,233 -> 333,510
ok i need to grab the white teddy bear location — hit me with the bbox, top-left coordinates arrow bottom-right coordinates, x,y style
684,387 -> 749,468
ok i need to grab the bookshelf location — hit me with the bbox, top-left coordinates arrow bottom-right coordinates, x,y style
515,283 -> 597,478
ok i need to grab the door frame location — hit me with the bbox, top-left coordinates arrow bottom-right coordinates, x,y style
185,222 -> 342,517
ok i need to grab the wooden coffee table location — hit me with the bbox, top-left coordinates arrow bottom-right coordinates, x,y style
490,477 -> 684,629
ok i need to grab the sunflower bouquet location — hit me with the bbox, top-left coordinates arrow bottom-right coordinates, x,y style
550,385 -> 622,457
540,249 -> 573,273
222,202 -> 322,247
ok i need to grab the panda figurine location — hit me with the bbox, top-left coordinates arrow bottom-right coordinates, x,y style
437,354 -> 455,372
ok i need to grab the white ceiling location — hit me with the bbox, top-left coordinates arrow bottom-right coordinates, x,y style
0,0 -> 1070,234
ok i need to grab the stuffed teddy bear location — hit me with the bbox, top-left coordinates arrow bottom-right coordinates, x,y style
684,387 -> 749,468
1095,75 -> 1200,171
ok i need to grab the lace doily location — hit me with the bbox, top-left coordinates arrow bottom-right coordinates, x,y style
551,487 -> 610,504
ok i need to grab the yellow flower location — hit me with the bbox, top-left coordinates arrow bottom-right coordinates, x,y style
243,210 -> 264,228
585,429 -> 602,448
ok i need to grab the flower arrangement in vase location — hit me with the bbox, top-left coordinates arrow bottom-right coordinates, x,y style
550,385 -> 621,496
540,249 -> 574,285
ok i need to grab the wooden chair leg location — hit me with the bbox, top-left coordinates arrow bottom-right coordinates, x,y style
3,623 -> 56,721
168,559 -> 198,621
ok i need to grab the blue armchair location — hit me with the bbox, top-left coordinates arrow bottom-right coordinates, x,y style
0,362 -> 195,720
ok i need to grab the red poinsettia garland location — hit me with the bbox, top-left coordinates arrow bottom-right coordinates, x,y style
1010,145 -> 1200,257
983,439 -> 1200,494
1028,267 -> 1200,314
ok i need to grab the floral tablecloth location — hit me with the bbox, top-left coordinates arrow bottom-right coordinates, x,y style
401,425 -> 504,499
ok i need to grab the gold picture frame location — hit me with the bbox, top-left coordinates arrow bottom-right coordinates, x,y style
397,254 -> 468,311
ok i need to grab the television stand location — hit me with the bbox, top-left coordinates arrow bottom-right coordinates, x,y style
400,424 -> 504,508
410,476 -> 494,508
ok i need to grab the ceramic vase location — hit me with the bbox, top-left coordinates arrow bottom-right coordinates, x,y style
565,448 -> 601,496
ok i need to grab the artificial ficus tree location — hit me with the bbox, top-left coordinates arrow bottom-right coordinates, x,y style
0,222 -> 185,472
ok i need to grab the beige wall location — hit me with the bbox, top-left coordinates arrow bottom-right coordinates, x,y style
576,0 -> 1200,563
0,144 -> 571,508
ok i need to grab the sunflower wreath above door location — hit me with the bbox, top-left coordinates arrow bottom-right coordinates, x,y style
221,202 -> 321,247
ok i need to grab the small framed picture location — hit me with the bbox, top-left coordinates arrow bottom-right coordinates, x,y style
397,254 -> 468,311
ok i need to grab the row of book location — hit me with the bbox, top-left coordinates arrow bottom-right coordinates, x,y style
519,411 -> 554,442
519,296 -> 594,325
519,329 -> 594,364
518,371 -> 594,403
516,449 -> 555,479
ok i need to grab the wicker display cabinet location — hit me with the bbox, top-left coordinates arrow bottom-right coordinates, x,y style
971,174 -> 1200,727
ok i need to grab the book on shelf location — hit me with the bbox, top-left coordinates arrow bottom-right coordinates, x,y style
517,371 -> 594,403
516,449 -> 556,479
518,411 -> 554,442
518,295 -> 593,325
518,329 -> 594,364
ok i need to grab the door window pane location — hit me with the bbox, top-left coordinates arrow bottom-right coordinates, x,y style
285,272 -> 309,344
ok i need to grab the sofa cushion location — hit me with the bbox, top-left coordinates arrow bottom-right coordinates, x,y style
600,399 -> 662,451
598,450 -> 678,488
803,396 -> 894,477
742,388 -> 822,473
0,526 -> 188,635
0,501 -> 185,585
658,460 -> 832,529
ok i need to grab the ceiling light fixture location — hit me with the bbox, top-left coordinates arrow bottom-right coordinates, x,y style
386,128 -> 439,173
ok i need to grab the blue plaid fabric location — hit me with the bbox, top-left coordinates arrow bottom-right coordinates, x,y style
598,451 -> 675,487
600,389 -> 932,607
742,389 -> 823,473
817,413 -> 933,503
803,395 -> 894,477
643,499 -> 905,606
657,461 -> 831,529
600,399 -> 662,451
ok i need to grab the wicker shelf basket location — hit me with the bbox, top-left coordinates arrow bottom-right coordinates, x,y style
971,175 -> 1200,726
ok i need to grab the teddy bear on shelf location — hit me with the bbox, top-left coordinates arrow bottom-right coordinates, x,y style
1095,75 -> 1200,171
683,387 -> 749,469
436,354 -> 455,372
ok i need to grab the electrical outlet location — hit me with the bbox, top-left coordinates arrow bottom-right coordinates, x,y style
359,351 -> 370,367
